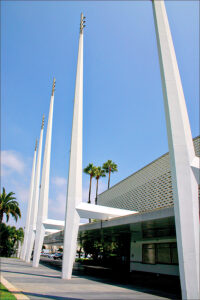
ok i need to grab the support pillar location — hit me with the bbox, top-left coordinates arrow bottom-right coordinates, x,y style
62,13 -> 85,279
26,115 -> 45,262
32,79 -> 55,267
20,140 -> 37,260
152,1 -> 199,298
17,241 -> 22,258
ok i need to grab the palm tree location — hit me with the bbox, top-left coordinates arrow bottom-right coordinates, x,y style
0,225 -> 24,257
13,227 -> 24,256
94,167 -> 106,205
102,160 -> 118,189
16,227 -> 24,244
83,163 -> 96,204
0,187 -> 21,224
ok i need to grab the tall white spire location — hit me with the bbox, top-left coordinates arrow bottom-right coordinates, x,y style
20,140 -> 37,260
62,13 -> 85,279
25,115 -> 45,262
152,1 -> 199,299
32,79 -> 55,267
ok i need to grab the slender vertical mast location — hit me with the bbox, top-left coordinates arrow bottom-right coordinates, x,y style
25,115 -> 45,262
20,140 -> 37,260
152,1 -> 199,299
33,79 -> 55,267
62,13 -> 85,279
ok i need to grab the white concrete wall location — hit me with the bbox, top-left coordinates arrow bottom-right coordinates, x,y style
130,261 -> 179,276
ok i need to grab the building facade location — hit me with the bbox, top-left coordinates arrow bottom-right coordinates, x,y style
44,136 -> 199,277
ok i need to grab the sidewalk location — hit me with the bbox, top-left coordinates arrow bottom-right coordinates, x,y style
0,258 -> 175,300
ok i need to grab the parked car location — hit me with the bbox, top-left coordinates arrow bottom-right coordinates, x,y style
76,253 -> 84,258
48,253 -> 56,259
41,252 -> 49,256
53,253 -> 63,260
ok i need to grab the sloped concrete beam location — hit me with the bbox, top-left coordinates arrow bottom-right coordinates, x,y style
62,13 -> 84,280
26,116 -> 44,263
152,1 -> 199,298
20,141 -> 37,260
32,79 -> 55,268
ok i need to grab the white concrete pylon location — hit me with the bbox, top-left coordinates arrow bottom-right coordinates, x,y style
32,79 -> 55,268
62,13 -> 85,279
25,115 -> 45,263
17,241 -> 22,258
152,1 -> 199,299
20,140 -> 37,260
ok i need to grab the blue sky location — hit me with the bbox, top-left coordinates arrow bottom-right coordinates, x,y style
1,1 -> 199,228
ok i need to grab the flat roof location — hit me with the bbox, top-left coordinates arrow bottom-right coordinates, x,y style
79,205 -> 174,232
44,206 -> 175,245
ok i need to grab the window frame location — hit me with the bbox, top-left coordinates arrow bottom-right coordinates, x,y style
142,242 -> 178,265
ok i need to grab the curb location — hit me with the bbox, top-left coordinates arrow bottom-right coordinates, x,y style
0,275 -> 30,300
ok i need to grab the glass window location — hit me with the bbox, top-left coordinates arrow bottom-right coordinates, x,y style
142,242 -> 178,265
157,243 -> 171,264
142,244 -> 155,264
171,243 -> 178,264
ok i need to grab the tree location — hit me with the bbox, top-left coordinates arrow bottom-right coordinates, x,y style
94,167 -> 106,205
77,232 -> 84,258
0,187 -> 21,224
0,224 -> 24,257
15,227 -> 24,257
83,163 -> 96,204
15,227 -> 24,245
102,160 -> 118,189
10,226 -> 24,255
82,232 -> 102,261
0,223 -> 13,257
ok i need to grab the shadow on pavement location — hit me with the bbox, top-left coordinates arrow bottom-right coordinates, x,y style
39,259 -> 181,300
1,269 -> 60,279
1,261 -> 32,268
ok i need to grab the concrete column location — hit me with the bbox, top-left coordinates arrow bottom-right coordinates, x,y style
152,1 -> 199,298
25,115 -> 45,262
62,13 -> 84,279
32,79 -> 55,267
17,241 -> 22,258
20,141 -> 37,260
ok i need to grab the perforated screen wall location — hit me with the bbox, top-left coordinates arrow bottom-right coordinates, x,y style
97,137 -> 200,213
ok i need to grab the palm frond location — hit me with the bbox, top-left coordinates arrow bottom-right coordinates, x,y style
94,166 -> 106,179
102,160 -> 118,172
0,187 -> 21,224
83,163 -> 96,176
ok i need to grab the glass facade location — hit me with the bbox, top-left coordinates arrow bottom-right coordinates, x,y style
142,243 -> 178,265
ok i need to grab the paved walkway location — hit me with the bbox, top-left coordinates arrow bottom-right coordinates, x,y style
0,258 -> 176,300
